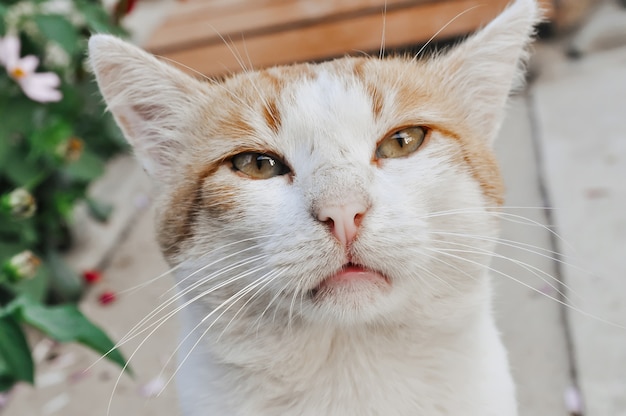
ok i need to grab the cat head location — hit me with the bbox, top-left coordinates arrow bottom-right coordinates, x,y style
89,0 -> 540,328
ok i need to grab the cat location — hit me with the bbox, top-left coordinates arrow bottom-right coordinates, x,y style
89,0 -> 540,414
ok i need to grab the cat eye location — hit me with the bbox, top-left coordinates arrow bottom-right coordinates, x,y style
376,127 -> 426,159
231,152 -> 290,179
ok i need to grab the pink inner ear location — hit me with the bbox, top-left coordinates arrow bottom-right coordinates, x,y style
112,103 -> 179,178
132,103 -> 165,122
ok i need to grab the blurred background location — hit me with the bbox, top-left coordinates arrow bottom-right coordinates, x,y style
0,0 -> 624,415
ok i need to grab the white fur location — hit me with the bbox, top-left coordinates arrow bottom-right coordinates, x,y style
88,1 -> 541,414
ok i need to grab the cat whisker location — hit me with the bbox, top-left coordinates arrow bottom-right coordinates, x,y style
156,55 -> 213,82
159,241 -> 276,299
420,208 -> 575,253
411,5 -> 483,62
430,230 -> 591,276
206,22 -> 251,74
106,263 -> 274,414
379,0 -> 388,59
217,270 -> 285,342
116,265 -> 178,296
154,270 -> 283,397
426,248 -> 626,331
288,277 -> 304,332
116,230 -> 254,297
114,254 -> 271,350
421,205 -> 555,217
249,276 -> 292,338
240,33 -> 256,73
93,252 -> 271,373
428,241 -> 576,305
157,270 -> 282,397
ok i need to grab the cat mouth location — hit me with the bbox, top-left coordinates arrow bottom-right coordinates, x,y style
308,262 -> 390,299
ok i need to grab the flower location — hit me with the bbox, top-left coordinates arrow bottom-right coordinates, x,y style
3,251 -> 41,283
56,137 -> 84,162
0,35 -> 62,103
1,188 -> 37,218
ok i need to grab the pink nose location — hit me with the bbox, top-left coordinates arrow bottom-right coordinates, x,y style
317,202 -> 368,246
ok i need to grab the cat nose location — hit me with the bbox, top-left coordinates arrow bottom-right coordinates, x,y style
317,202 -> 368,247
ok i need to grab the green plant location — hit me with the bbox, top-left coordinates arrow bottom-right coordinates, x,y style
0,0 -> 131,391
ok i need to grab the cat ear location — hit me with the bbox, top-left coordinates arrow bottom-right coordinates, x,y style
88,35 -> 210,181
440,0 -> 541,143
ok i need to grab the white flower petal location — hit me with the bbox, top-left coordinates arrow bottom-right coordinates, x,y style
0,35 -> 21,68
18,55 -> 39,74
19,72 -> 63,103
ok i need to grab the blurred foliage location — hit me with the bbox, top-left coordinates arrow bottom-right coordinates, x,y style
0,0 -> 131,392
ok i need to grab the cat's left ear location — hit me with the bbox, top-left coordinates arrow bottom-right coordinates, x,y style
88,34 -> 211,184
439,0 -> 541,143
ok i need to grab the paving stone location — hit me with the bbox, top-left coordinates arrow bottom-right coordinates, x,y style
494,96 -> 571,415
532,46 -> 626,416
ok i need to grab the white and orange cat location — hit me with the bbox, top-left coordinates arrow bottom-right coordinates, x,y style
89,0 -> 540,414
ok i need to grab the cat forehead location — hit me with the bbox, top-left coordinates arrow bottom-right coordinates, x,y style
212,58 -> 435,145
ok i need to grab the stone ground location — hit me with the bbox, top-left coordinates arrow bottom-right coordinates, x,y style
3,2 -> 626,415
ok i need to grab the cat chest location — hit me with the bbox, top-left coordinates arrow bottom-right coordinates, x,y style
222,341 -> 480,416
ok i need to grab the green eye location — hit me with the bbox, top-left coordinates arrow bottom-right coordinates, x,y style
231,152 -> 290,179
376,126 -> 426,159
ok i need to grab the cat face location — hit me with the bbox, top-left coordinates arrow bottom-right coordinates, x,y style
89,0 -> 538,327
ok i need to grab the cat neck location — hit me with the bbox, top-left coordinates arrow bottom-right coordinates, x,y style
175,299 -> 513,416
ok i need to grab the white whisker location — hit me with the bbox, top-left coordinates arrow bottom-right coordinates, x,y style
157,270 -> 282,397
427,248 -> 626,331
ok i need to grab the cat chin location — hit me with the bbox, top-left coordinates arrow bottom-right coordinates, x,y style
303,270 -> 398,325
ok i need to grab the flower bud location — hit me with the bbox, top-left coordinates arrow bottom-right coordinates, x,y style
3,250 -> 41,283
1,188 -> 37,218
56,137 -> 84,162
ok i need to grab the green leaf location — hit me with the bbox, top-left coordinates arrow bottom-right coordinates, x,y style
62,149 -> 104,182
86,197 -> 113,222
33,14 -> 79,56
0,126 -> 8,167
0,5 -> 6,37
2,151 -> 43,187
78,2 -> 113,34
0,313 -> 34,384
0,374 -> 16,392
29,118 -> 73,158
77,2 -> 127,36
0,97 -> 39,137
10,297 -> 131,374
11,263 -> 49,303
0,351 -> 18,392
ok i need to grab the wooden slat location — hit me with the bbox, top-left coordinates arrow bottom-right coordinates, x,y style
149,0 -> 555,78
159,0 -> 509,77
147,0 -> 421,52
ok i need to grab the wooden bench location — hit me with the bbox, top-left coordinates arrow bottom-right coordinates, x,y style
145,0 -> 579,77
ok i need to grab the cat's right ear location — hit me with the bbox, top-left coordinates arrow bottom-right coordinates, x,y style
88,35 -> 209,182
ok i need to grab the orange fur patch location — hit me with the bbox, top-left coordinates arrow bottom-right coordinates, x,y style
263,99 -> 282,133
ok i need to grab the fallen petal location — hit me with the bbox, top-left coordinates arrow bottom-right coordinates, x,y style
138,375 -> 167,397
82,270 -> 102,284
68,368 -> 91,383
0,392 -> 10,409
42,393 -> 70,415
98,291 -> 116,305
564,385 -> 584,415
